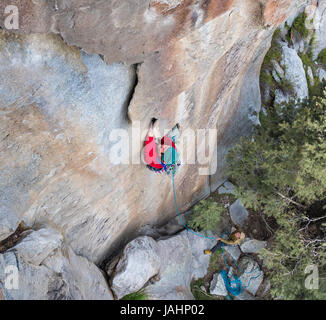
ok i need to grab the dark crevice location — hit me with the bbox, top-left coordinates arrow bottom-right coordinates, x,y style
125,62 -> 143,124
98,53 -> 105,62
0,223 -> 31,254
306,198 -> 326,219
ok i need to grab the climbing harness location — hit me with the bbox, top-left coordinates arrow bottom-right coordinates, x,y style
154,131 -> 262,298
150,135 -> 181,175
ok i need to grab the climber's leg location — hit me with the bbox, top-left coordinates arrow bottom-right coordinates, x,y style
161,133 -> 177,149
211,241 -> 224,253
204,241 -> 223,255
163,123 -> 181,143
143,119 -> 163,169
168,123 -> 180,142
161,135 -> 174,149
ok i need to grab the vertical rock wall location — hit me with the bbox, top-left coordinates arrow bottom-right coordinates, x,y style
0,0 -> 310,263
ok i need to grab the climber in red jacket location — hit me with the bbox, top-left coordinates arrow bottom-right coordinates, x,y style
143,118 -> 180,173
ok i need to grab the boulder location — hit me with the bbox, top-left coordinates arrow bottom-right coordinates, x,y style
240,239 -> 266,254
278,42 -> 309,103
229,200 -> 248,227
317,68 -> 326,82
218,181 -> 235,195
42,245 -> 113,300
210,272 -> 228,296
110,236 -> 161,300
307,66 -> 315,87
111,230 -> 215,300
10,228 -> 63,266
0,228 -> 113,300
311,0 -> 326,60
187,231 -> 216,280
224,244 -> 241,262
145,230 -> 215,300
0,210 -> 20,242
238,257 -> 264,296
274,88 -> 290,105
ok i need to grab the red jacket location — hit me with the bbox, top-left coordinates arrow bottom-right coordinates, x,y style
144,136 -> 163,169
144,135 -> 177,169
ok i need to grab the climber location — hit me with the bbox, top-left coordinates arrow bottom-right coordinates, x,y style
204,225 -> 245,255
143,118 -> 181,174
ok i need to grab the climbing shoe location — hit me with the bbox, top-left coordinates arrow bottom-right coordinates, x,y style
151,118 -> 161,139
150,118 -> 157,129
204,250 -> 212,255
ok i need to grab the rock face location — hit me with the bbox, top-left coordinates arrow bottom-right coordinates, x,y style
274,42 -> 309,104
0,228 -> 113,300
0,0 -> 311,264
310,0 -> 326,59
238,256 -> 264,296
210,272 -> 228,296
263,0 -> 326,109
240,239 -> 266,253
218,181 -> 235,195
110,230 -> 215,300
229,199 -> 249,227
11,228 -> 63,266
318,68 -> 326,81
111,236 -> 161,299
224,244 -> 241,261
0,211 -> 19,242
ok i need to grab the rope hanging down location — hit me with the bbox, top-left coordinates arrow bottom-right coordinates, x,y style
171,171 -> 263,297
172,172 -> 216,240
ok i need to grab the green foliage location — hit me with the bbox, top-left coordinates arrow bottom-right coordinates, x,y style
285,27 -> 292,45
260,70 -> 275,87
191,250 -> 225,300
207,249 -> 223,273
297,52 -> 325,97
262,30 -> 282,70
309,33 -> 317,48
299,52 -> 314,68
317,48 -> 326,65
188,199 -> 224,234
308,78 -> 326,99
279,77 -> 294,95
121,290 -> 148,300
227,89 -> 326,299
292,12 -> 310,38
191,278 -> 213,300
260,28 -> 298,102
298,50 -> 326,97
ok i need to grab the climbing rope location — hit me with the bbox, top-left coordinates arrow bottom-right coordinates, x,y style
172,172 -> 216,240
222,243 -> 263,293
171,171 -> 263,297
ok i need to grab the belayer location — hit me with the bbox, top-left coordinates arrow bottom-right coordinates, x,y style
143,118 -> 181,175
204,225 -> 245,255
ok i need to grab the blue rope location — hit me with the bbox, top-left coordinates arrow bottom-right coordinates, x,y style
220,270 -> 242,296
169,143 -> 262,297
222,243 -> 263,292
220,243 -> 242,296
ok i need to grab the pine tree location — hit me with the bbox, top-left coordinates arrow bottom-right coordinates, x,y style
227,88 -> 326,299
